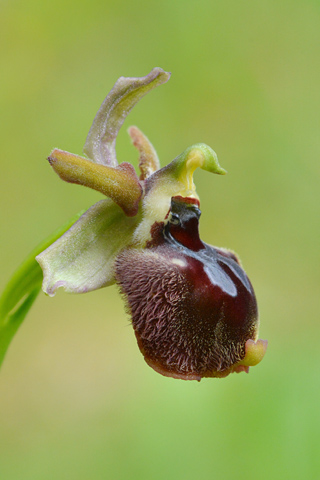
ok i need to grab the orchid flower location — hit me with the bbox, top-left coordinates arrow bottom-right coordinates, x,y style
0,67 -> 267,380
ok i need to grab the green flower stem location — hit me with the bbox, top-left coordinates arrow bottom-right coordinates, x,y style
0,211 -> 84,368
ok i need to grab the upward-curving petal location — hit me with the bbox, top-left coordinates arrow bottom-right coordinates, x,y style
36,199 -> 139,296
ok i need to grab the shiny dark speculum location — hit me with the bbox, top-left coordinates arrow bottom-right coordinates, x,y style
115,197 -> 259,380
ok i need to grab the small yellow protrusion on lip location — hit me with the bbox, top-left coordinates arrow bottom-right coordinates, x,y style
237,339 -> 268,367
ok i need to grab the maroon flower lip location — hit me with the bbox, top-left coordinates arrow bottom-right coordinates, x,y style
116,196 -> 261,380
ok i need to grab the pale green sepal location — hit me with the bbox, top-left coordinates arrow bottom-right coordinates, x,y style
83,67 -> 171,167
0,210 -> 84,368
36,199 -> 139,296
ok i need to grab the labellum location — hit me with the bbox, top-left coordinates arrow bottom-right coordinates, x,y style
0,67 -> 267,377
116,196 -> 261,380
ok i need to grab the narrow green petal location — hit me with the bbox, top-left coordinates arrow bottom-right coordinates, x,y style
36,199 -> 139,296
0,211 -> 83,368
83,67 -> 170,167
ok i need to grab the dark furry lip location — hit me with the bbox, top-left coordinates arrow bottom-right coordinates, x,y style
115,196 -> 260,380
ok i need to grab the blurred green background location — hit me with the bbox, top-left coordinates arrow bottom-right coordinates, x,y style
1,0 -> 319,479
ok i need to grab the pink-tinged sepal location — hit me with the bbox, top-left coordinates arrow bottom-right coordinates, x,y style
84,68 -> 170,167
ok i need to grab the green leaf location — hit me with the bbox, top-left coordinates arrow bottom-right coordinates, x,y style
0,211 -> 84,369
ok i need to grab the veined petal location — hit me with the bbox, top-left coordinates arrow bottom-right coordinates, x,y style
84,67 -> 170,167
36,199 -> 139,296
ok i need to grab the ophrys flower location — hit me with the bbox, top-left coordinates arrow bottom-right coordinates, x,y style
1,68 -> 267,379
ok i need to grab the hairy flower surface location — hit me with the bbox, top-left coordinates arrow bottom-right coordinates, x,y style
35,68 -> 267,380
